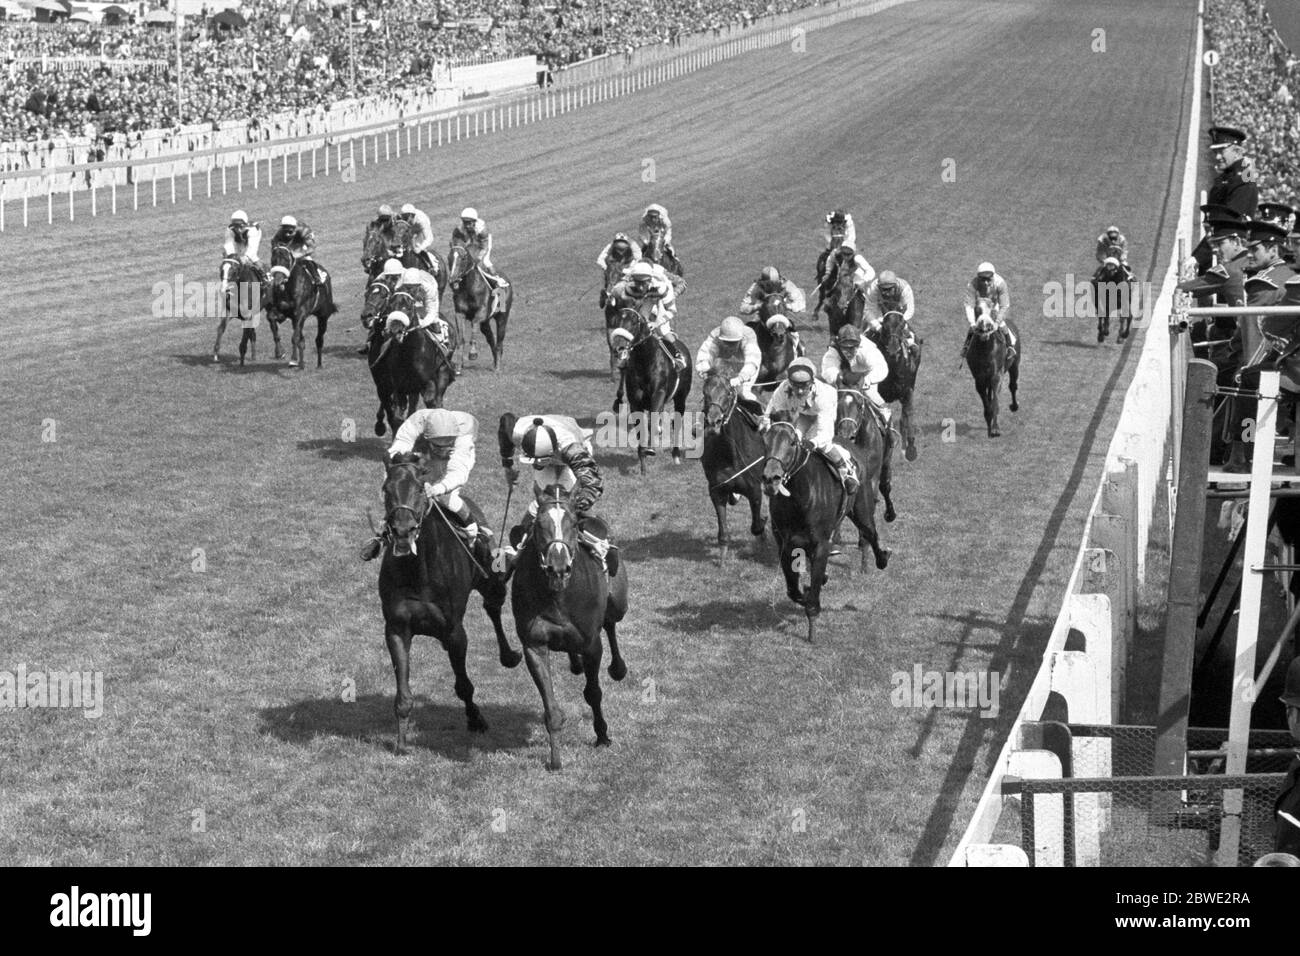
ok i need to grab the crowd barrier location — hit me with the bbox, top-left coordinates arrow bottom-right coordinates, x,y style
0,0 -> 916,230
948,0 -> 1205,866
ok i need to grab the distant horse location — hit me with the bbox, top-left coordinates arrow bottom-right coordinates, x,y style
609,306 -> 692,474
368,311 -> 458,436
1092,261 -> 1135,343
701,371 -> 767,552
214,252 -> 268,363
510,483 -> 628,771
823,267 -> 865,340
284,254 -> 338,369
265,242 -> 295,360
750,291 -> 804,387
642,231 -> 685,292
835,386 -> 896,523
761,419 -> 890,643
377,455 -> 522,755
865,310 -> 922,461
448,243 -> 511,370
965,302 -> 1021,437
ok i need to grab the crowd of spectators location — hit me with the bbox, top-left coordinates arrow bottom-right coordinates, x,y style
2,0 -> 819,150
1206,0 -> 1300,198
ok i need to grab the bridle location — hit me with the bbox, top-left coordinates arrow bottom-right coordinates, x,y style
764,419 -> 811,481
836,386 -> 869,440
703,374 -> 739,430
383,464 -> 430,554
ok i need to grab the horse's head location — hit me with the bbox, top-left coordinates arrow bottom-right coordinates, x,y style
972,298 -> 998,338
532,483 -> 579,593
836,388 -> 867,442
761,416 -> 804,495
608,306 -> 648,369
361,277 -> 395,327
604,257 -> 629,293
764,312 -> 793,343
382,454 -> 428,557
290,224 -> 316,255
447,244 -> 471,285
758,291 -> 786,321
702,370 -> 738,432
878,310 -> 908,357
388,288 -> 421,331
644,230 -> 664,259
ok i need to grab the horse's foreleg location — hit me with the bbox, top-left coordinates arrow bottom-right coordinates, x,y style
604,620 -> 628,681
479,576 -> 521,669
782,543 -> 806,607
583,649 -> 610,747
879,439 -> 897,523
712,494 -> 729,548
849,486 -> 890,572
268,314 -> 284,360
289,317 -> 305,368
384,626 -> 415,755
804,546 -> 830,643
522,640 -> 565,771
901,390 -> 918,461
488,309 -> 507,371
464,304 -> 480,361
447,622 -> 488,733
1009,361 -> 1020,412
212,316 -> 229,359
315,315 -> 328,368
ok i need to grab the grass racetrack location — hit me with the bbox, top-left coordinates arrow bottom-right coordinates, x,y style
1,0 -> 1198,865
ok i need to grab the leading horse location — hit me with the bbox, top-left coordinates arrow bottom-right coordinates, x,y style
448,243 -> 511,371
642,231 -> 684,289
1092,261 -> 1135,343
865,310 -> 922,461
700,371 -> 767,553
965,304 -> 1022,437
609,306 -> 693,474
761,419 -> 890,643
510,483 -> 629,771
377,455 -> 522,755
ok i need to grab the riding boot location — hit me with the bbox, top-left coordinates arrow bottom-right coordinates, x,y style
1001,328 -> 1017,363
663,333 -> 687,370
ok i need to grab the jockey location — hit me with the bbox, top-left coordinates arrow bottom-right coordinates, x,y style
596,232 -> 643,272
740,266 -> 807,316
399,202 -> 435,257
270,214 -> 298,251
360,408 -> 493,565
495,413 -> 616,575
223,209 -> 267,283
1095,225 -> 1129,265
863,270 -> 917,343
760,357 -> 859,495
820,240 -> 876,302
393,267 -> 449,344
609,260 -> 688,369
821,324 -> 891,426
963,261 -> 1016,360
814,209 -> 857,306
637,203 -> 675,256
362,204 -> 396,272
696,316 -> 763,412
451,207 -> 510,312
359,257 -> 409,354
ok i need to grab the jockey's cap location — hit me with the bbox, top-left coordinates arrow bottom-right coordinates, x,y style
628,262 -> 654,281
644,203 -> 666,217
421,408 -> 463,441
1106,225 -> 1119,236
399,267 -> 426,286
760,266 -> 781,283
388,310 -> 411,330
839,240 -> 856,253
786,357 -> 817,384
977,261 -> 995,277
460,207 -> 478,220
382,258 -> 404,276
281,215 -> 297,227
400,203 -> 416,215
827,209 -> 847,224
230,209 -> 248,223
718,316 -> 746,341
521,418 -> 559,464
1103,256 -> 1120,268
837,325 -> 862,346
377,204 -> 393,218
878,270 -> 898,288
765,313 -> 792,332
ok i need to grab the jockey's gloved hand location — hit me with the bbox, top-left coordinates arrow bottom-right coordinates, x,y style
729,377 -> 743,388
425,482 -> 444,499
503,466 -> 520,488
759,416 -> 772,432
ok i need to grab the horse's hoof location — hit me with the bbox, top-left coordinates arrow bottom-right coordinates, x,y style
876,548 -> 891,570
885,507 -> 897,523
1098,332 -> 1106,343
905,443 -> 918,462
501,649 -> 522,669
288,360 -> 299,368
211,353 -> 220,363
546,758 -> 563,772
468,717 -> 489,734
609,659 -> 627,681
1010,401 -> 1019,412
595,735 -> 612,748
373,423 -> 385,437
988,428 -> 1000,438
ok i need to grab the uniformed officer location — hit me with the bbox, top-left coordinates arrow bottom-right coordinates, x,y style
1178,218 -> 1250,365
1274,656 -> 1300,857
1188,128 -> 1259,277
1259,202 -> 1300,264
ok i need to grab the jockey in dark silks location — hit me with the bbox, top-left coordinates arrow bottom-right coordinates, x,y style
270,214 -> 298,259
362,204 -> 396,274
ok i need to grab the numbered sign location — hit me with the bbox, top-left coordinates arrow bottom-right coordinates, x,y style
1203,49 -> 1220,68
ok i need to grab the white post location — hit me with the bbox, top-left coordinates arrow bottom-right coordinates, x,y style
111,180 -> 116,214
1216,368 -> 1280,866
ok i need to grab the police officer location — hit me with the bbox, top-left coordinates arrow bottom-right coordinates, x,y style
1188,128 -> 1259,278
1259,202 -> 1300,264
1275,656 -> 1300,857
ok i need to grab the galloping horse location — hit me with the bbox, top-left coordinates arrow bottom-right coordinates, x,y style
965,301 -> 1021,438
609,306 -> 692,473
823,268 -> 865,341
700,371 -> 767,551
264,241 -> 294,360
750,291 -> 804,387
835,386 -> 897,523
761,419 -> 890,643
377,455 -> 522,755
214,251 -> 268,363
510,483 -> 629,771
1092,261 -> 1136,343
865,310 -> 922,461
284,253 -> 338,369
448,243 -> 511,370
642,231 -> 685,289
368,312 -> 458,436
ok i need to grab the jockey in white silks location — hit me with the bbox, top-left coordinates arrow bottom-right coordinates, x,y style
608,261 -> 687,369
821,324 -> 891,425
696,316 -> 763,410
391,266 -> 448,341
760,357 -> 859,494
862,270 -> 917,345
400,202 -> 435,255
637,203 -> 675,256
596,233 -> 643,272
962,261 -> 1016,359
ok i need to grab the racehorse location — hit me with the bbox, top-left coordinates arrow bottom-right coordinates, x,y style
642,230 -> 685,288
368,311 -> 458,436
448,243 -> 511,370
600,257 -> 634,380
865,310 -> 922,461
835,386 -> 897,523
263,242 -> 294,360
609,306 -> 693,474
284,254 -> 338,369
510,483 -> 629,771
822,267 -> 865,341
1092,261 -> 1135,343
965,301 -> 1021,438
377,455 -> 522,755
214,252 -> 268,363
751,291 -> 803,387
700,371 -> 767,552
761,418 -> 890,643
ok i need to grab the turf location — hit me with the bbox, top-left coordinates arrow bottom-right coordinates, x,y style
0,0 -> 1199,865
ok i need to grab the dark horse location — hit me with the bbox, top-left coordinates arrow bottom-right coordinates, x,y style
601,257 -> 634,380
1092,261 -> 1136,343
836,386 -> 897,523
865,310 -> 922,461
965,304 -> 1022,437
609,306 -> 692,474
510,483 -> 629,771
761,419 -> 890,643
750,291 -> 804,388
265,242 -> 294,360
700,371 -> 767,553
377,455 -> 522,755
368,312 -> 458,436
642,231 -> 684,288
284,255 -> 339,369
448,243 -> 511,370
822,267 -> 865,341
215,252 -> 268,364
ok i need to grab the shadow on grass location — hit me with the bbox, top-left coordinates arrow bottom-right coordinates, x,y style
259,693 -> 536,761
620,528 -> 758,564
547,367 -> 618,382
297,437 -> 384,461
657,596 -> 792,632
322,343 -> 370,362
1039,338 -> 1105,350
171,353 -> 290,376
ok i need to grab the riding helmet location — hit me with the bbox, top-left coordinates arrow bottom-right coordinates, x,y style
382,258 -> 404,277
977,261 -> 996,277
837,325 -> 862,346
760,266 -> 781,283
460,207 -> 478,220
521,418 -> 559,464
877,270 -> 898,289
230,209 -> 249,223
718,316 -> 746,341
786,357 -> 817,384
